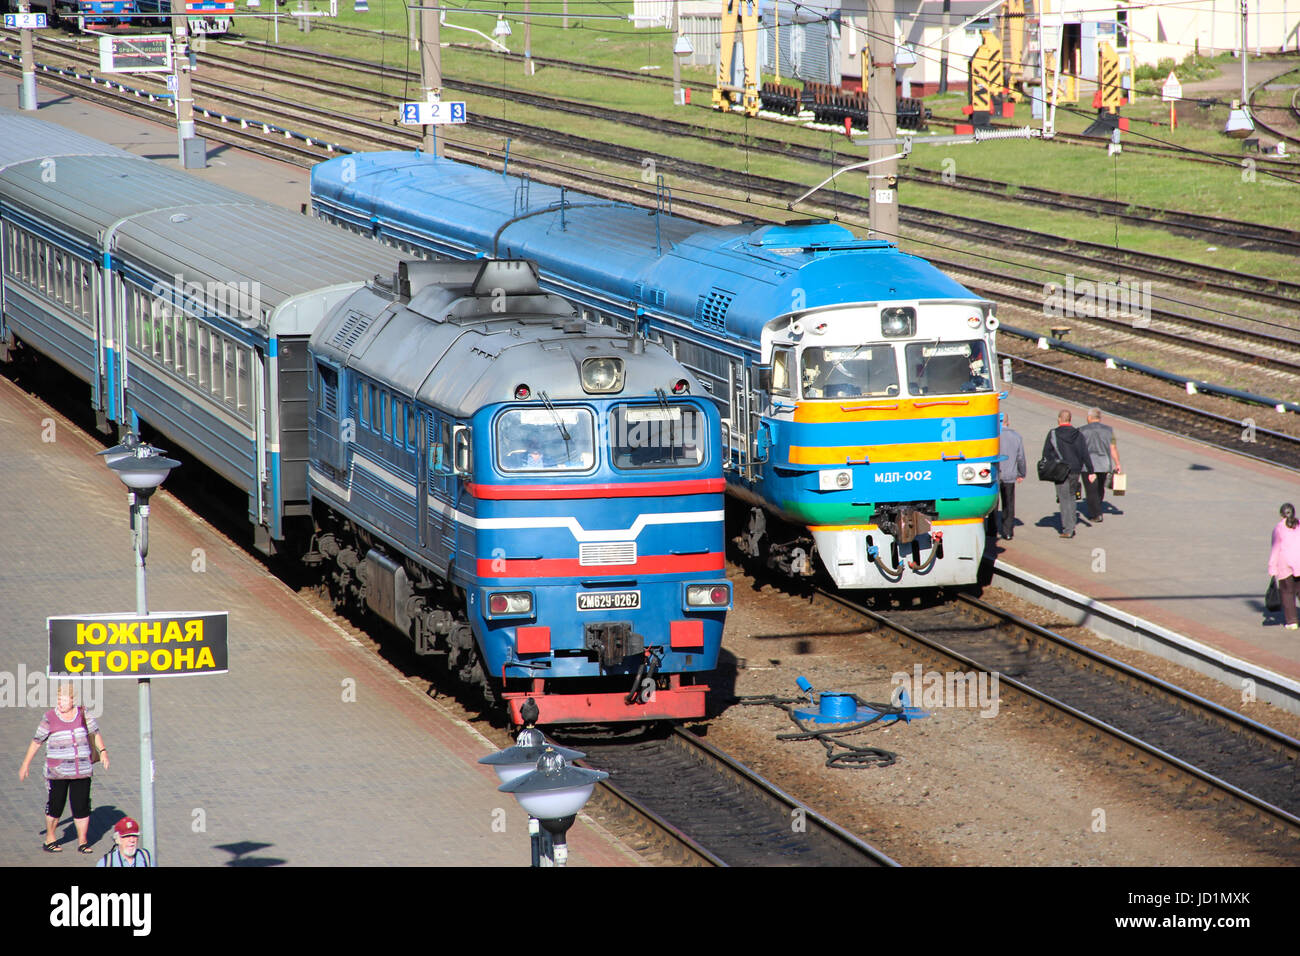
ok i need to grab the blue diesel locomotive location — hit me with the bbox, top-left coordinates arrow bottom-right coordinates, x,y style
0,111 -> 728,724
311,153 -> 1003,591
308,258 -> 729,724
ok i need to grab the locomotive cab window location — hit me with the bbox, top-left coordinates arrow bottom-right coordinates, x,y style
801,345 -> 900,399
906,340 -> 993,395
770,348 -> 792,396
496,408 -> 594,472
609,405 -> 704,470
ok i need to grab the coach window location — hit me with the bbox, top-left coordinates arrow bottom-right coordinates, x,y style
236,348 -> 250,416
801,345 -> 899,399
383,393 -> 393,441
370,385 -> 380,432
185,318 -> 198,381
496,408 -> 594,472
222,340 -> 237,409
358,381 -> 369,428
405,405 -> 417,451
905,340 -> 993,395
609,405 -> 703,470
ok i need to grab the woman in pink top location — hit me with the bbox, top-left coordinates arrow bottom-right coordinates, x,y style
18,682 -> 110,853
1269,503 -> 1300,630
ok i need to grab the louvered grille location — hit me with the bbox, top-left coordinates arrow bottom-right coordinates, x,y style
332,310 -> 373,350
695,288 -> 734,332
579,542 -> 637,566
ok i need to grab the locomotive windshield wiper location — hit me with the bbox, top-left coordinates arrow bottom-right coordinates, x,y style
537,391 -> 571,441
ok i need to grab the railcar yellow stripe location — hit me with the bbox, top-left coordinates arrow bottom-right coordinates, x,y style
792,393 -> 1000,423
808,518 -> 987,532
788,437 -> 1000,465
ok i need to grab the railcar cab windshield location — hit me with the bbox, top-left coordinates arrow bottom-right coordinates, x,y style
796,339 -> 992,399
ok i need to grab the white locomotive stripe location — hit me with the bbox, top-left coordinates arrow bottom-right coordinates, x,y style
424,494 -> 723,541
310,466 -> 353,503
314,460 -> 722,543
352,453 -> 418,498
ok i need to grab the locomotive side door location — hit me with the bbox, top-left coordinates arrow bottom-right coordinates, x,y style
415,403 -> 428,550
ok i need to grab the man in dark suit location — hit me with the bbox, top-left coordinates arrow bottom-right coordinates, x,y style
1043,410 -> 1092,538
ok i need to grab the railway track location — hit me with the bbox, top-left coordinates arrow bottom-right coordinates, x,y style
817,588 -> 1300,839
564,724 -> 898,866
12,40 -> 1300,441
27,35 -> 1300,305
218,37 -> 1300,253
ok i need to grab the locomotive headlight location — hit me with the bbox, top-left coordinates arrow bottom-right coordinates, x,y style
956,463 -> 994,485
881,307 -> 916,337
685,583 -> 732,608
581,357 -> 624,393
486,591 -> 534,618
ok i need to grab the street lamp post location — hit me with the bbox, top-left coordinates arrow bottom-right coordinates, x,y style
497,747 -> 607,867
480,721 -> 585,866
99,436 -> 180,864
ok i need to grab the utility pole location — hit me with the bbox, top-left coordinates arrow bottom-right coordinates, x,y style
1239,0 -> 1248,106
867,0 -> 898,241
676,0 -> 686,100
938,0 -> 951,94
18,1 -> 36,111
172,4 -> 199,166
524,0 -> 533,75
420,0 -> 441,155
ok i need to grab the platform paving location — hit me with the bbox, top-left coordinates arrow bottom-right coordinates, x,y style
996,385 -> 1300,684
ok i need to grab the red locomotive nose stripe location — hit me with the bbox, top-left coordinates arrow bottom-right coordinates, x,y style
467,479 -> 726,499
476,552 -> 725,578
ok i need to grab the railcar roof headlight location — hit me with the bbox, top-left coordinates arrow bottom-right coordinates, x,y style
881,307 -> 916,337
515,384 -> 531,400
581,357 -> 624,393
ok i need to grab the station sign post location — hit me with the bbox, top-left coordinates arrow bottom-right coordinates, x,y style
97,34 -> 174,74
48,611 -> 229,678
399,100 -> 467,157
6,6 -> 47,112
48,610 -> 228,865
1161,72 -> 1182,131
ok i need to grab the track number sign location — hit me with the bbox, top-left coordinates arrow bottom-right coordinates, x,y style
5,12 -> 47,27
400,101 -> 468,126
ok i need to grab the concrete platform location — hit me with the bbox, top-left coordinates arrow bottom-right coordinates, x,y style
995,384 -> 1300,692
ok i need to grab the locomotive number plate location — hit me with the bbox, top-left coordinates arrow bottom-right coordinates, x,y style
577,591 -> 641,611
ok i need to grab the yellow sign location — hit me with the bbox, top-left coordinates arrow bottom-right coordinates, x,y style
48,612 -> 228,678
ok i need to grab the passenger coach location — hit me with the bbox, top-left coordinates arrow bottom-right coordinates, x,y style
0,110 -> 402,554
